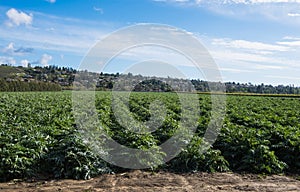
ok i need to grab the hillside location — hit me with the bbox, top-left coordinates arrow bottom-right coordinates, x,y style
0,64 -> 299,94
0,65 -> 24,78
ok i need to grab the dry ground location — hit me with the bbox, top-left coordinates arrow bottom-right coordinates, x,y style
1,171 -> 300,192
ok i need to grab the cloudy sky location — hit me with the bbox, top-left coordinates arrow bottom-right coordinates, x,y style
1,0 -> 300,85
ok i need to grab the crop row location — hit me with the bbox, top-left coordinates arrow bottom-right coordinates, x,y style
0,91 -> 299,181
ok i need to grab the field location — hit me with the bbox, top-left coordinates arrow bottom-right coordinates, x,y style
0,91 -> 299,188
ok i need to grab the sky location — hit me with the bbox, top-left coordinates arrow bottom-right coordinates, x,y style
1,0 -> 300,85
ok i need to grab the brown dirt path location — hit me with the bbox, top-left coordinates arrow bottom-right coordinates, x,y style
1,171 -> 299,192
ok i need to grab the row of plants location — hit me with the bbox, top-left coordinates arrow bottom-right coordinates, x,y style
0,91 -> 299,181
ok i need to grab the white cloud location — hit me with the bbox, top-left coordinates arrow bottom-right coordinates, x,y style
155,0 -> 300,25
278,36 -> 300,46
266,75 -> 300,80
201,35 -> 300,74
20,59 -> 29,67
2,42 -> 34,56
173,0 -> 190,2
0,56 -> 16,65
246,0 -> 300,4
220,67 -> 254,73
210,48 -> 300,69
5,8 -> 33,27
199,0 -> 300,4
0,11 -> 109,54
46,0 -> 56,3
211,50 -> 272,64
277,40 -> 300,46
93,7 -> 104,14
283,36 -> 300,40
157,0 -> 300,4
253,64 -> 285,69
154,0 -> 189,2
40,54 -> 52,66
212,38 -> 290,52
288,13 -> 300,16
3,42 -> 15,54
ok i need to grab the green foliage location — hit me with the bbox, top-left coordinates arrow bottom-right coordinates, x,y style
216,96 -> 300,174
2,64 -> 300,94
0,78 -> 61,92
169,136 -> 230,172
41,132 -> 111,180
0,92 -> 110,181
0,91 -> 300,181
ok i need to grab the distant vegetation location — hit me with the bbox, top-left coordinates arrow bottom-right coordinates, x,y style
0,64 -> 299,94
0,64 -> 70,91
0,78 -> 61,92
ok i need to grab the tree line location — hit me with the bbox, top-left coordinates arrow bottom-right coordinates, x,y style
191,80 -> 300,94
1,64 -> 300,94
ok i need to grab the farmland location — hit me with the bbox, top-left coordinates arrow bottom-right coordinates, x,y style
0,91 -> 300,183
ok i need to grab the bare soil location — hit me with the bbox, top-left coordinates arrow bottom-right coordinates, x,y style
1,171 -> 299,192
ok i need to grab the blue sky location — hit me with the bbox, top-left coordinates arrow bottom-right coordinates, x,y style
1,0 -> 300,85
